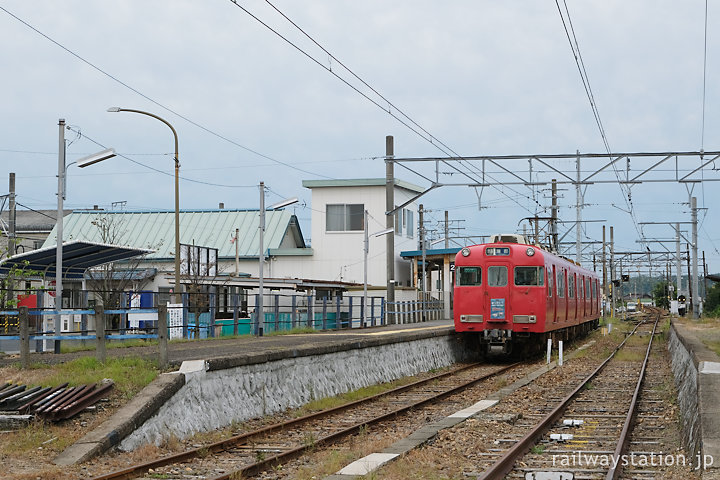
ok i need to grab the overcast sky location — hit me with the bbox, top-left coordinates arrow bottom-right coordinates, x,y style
1,1 -> 718,273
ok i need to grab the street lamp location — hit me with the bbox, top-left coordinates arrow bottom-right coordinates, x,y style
256,182 -> 297,336
107,107 -> 181,301
55,119 -> 116,353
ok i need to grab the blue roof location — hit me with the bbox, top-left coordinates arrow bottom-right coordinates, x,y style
400,247 -> 461,258
0,241 -> 153,280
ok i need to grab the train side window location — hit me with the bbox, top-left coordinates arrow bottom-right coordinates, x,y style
547,268 -> 553,297
488,266 -> 508,287
585,277 -> 591,298
457,267 -> 482,286
557,270 -> 565,297
514,266 -> 545,286
568,274 -> 575,298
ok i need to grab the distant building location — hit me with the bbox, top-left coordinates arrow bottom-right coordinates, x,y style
1,208 -> 71,257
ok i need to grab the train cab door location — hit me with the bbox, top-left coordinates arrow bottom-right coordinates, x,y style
485,262 -> 510,326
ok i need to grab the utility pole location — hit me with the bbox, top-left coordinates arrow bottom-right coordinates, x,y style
703,251 -> 708,314
687,244 -> 693,314
385,136 -> 396,324
610,226 -> 615,316
55,119 -> 65,354
675,223 -> 682,300
419,204 -> 427,322
257,181 -> 265,336
444,210 -> 449,249
8,173 -> 16,256
602,225 -> 607,319
551,179 -> 558,253
576,152 -> 582,264
363,209 -> 369,327
691,196 -> 699,319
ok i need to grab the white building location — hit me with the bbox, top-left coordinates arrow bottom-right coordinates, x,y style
300,178 -> 421,288
41,178 -> 421,299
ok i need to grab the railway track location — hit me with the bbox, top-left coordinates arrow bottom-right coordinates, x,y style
476,312 -> 663,480
89,361 -> 520,480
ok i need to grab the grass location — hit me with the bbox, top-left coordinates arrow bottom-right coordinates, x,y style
292,377 -> 417,417
20,356 -> 158,399
266,326 -> 317,336
60,338 -> 158,354
1,419 -> 73,455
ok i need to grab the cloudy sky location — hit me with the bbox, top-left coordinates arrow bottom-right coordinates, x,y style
1,1 -> 718,272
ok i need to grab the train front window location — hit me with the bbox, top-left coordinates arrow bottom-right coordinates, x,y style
514,266 -> 545,286
457,267 -> 482,286
488,266 -> 508,287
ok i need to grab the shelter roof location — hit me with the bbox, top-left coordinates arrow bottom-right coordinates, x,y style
43,209 -> 306,260
0,241 -> 153,279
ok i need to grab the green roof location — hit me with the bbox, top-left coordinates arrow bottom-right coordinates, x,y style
302,178 -> 424,193
43,209 -> 306,260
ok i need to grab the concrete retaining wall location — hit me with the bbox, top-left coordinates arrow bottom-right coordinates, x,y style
120,333 -> 466,450
668,326 -> 702,463
668,321 -> 720,477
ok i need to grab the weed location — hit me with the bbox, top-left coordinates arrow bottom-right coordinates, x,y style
267,326 -> 316,336
197,446 -> 210,458
254,449 -> 266,462
302,432 -> 317,450
531,444 -> 545,454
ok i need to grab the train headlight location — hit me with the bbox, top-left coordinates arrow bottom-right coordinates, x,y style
461,247 -> 471,257
526,247 -> 535,256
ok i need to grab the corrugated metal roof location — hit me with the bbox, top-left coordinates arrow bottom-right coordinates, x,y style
0,241 -> 153,279
42,209 -> 305,260
302,178 -> 424,193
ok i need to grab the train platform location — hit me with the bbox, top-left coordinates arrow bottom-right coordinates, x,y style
0,319 -> 455,368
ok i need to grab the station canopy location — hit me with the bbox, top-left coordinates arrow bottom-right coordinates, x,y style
0,241 -> 154,280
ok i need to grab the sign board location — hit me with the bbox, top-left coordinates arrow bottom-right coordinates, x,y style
490,298 -> 506,319
167,302 -> 183,339
179,244 -> 218,277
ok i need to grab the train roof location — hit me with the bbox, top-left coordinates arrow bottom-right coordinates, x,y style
458,242 -> 598,277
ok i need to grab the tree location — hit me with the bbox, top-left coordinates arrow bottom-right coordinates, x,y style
705,281 -> 720,317
85,214 -> 158,330
652,281 -> 670,310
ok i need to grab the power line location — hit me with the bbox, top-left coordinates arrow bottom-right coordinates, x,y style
14,202 -> 57,221
231,0 -> 543,217
554,0 -> 645,243
66,127 -> 257,189
0,5 -> 333,180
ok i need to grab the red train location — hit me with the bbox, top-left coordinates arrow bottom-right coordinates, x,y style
453,234 -> 601,355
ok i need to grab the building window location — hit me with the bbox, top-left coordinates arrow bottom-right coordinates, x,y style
394,207 -> 402,235
405,209 -> 414,238
326,204 -> 364,231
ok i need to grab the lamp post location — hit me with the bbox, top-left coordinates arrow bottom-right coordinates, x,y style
55,119 -> 116,353
107,107 -> 181,301
256,182 -> 297,336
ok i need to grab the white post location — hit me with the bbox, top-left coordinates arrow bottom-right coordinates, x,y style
547,338 -> 552,364
558,340 -> 564,366
363,209 -> 369,328
257,181 -> 265,336
55,118 -> 66,354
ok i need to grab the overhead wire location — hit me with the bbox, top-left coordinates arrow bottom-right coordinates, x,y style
555,0 -> 646,245
230,0 -> 543,217
65,127 -> 257,189
0,5 -> 333,180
